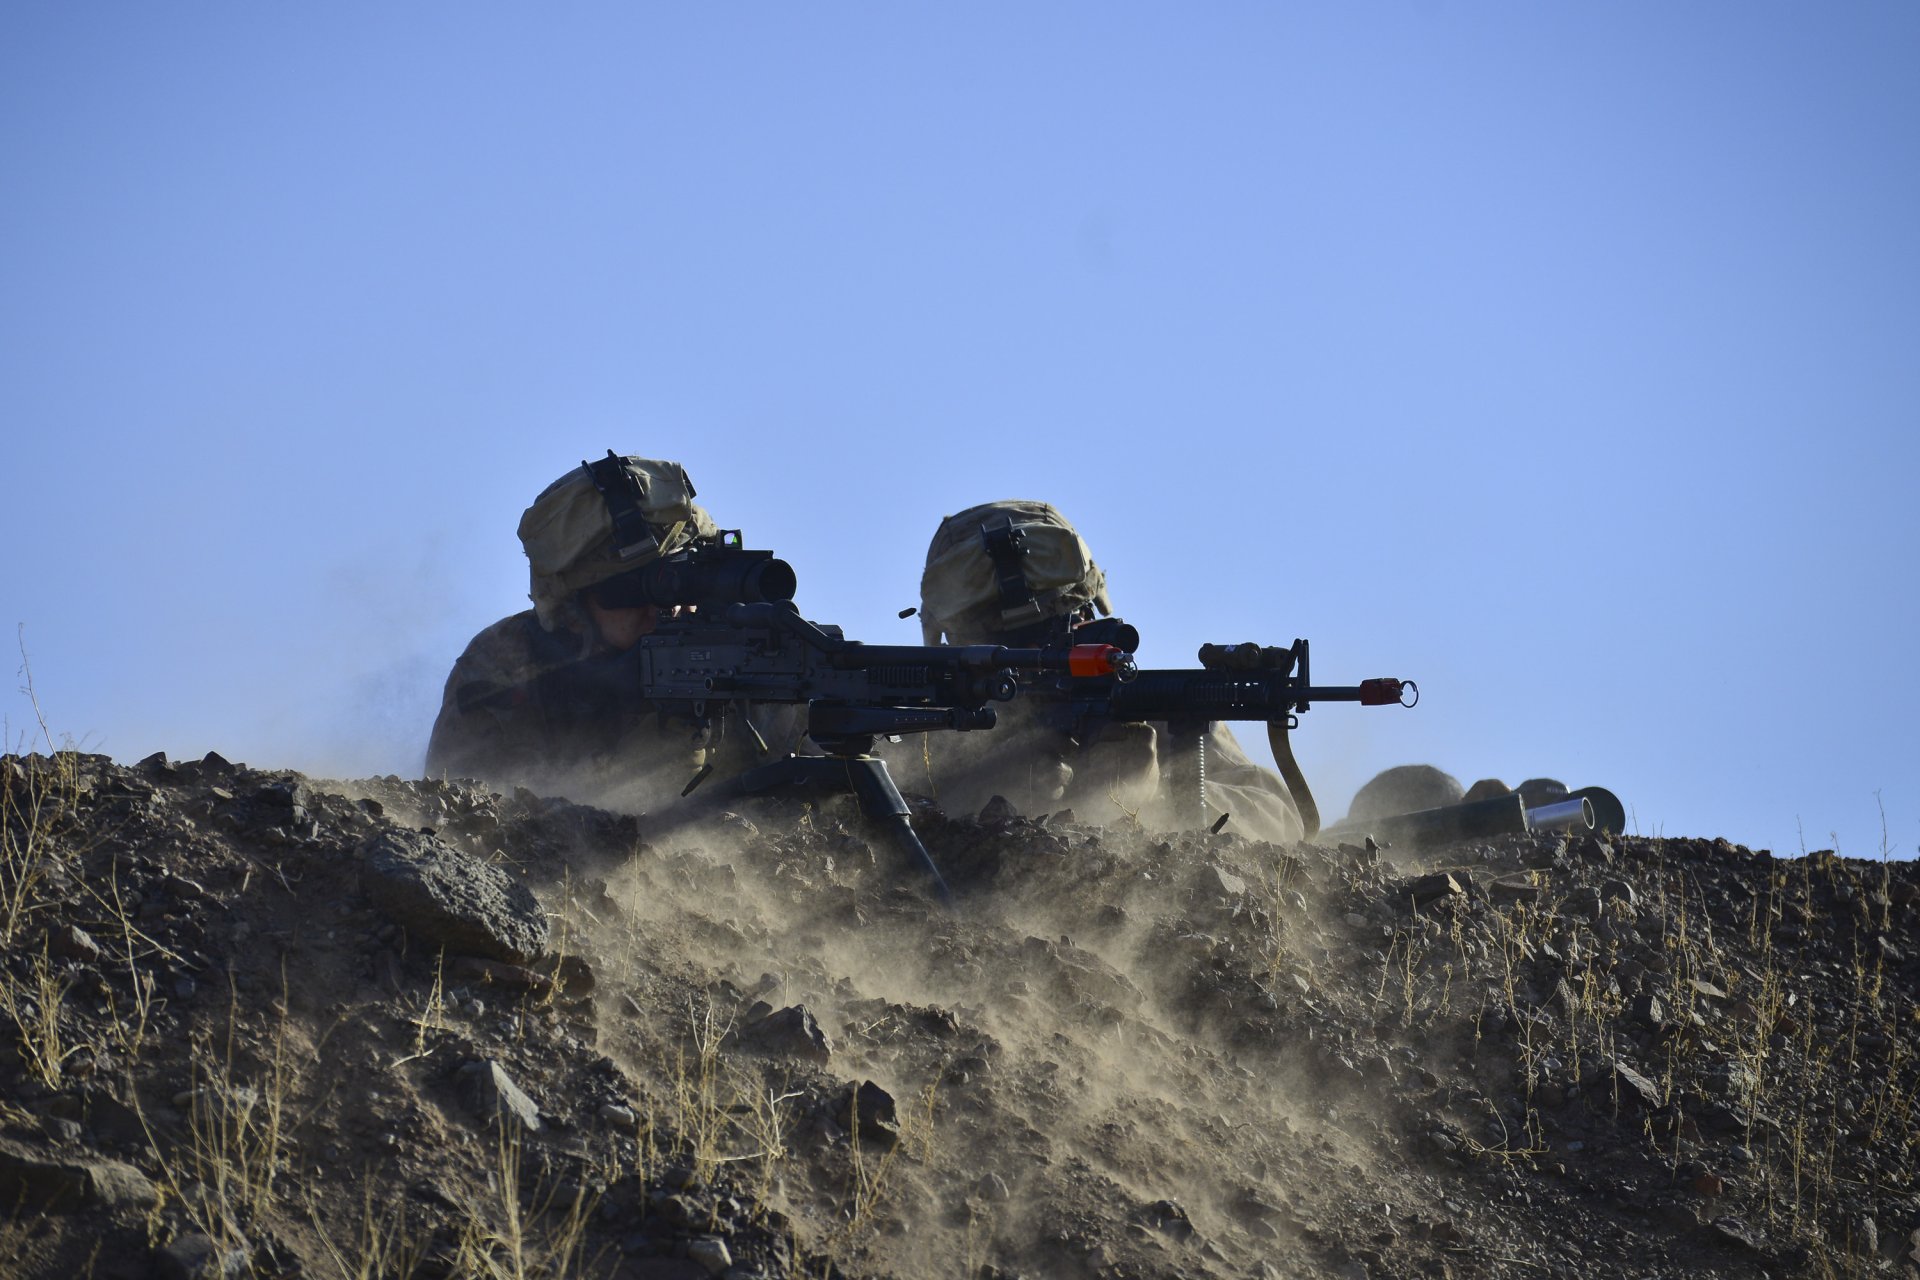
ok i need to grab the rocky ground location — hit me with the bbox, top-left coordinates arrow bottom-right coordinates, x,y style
2,747 -> 1918,1279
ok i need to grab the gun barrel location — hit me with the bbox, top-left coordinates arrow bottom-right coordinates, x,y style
1522,797 -> 1595,834
1355,793 -> 1597,849
1101,671 -> 1409,722
1367,792 -> 1528,846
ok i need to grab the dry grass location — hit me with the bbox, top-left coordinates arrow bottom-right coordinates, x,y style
665,997 -> 807,1206
307,1176 -> 430,1280
1373,834 -> 1919,1275
0,667 -> 96,1090
135,976 -> 296,1261
444,1127 -> 611,1280
390,950 -> 452,1069
0,944 -> 83,1087
2,634 -> 85,949
1,750 -> 84,951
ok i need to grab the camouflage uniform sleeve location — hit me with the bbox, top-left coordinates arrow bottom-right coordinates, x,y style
880,706 -> 1101,823
1063,721 -> 1161,826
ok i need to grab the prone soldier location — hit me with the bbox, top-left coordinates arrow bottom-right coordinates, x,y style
426,452 -> 794,811
1333,765 -> 1624,846
899,500 -> 1309,844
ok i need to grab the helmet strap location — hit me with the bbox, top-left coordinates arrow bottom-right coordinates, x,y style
583,450 -> 660,562
979,515 -> 1037,614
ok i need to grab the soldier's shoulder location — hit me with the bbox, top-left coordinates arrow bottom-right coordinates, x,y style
463,610 -> 540,646
449,610 -> 569,684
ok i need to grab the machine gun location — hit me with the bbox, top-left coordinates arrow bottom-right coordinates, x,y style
982,615 -> 1415,838
515,532 -> 1135,896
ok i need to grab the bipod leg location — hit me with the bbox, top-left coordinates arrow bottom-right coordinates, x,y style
839,756 -> 953,905
723,754 -> 953,904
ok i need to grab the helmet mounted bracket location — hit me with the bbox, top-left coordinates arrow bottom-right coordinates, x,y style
980,514 -> 1044,625
583,450 -> 661,562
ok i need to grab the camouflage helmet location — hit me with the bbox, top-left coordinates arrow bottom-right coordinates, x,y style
517,452 -> 717,630
918,499 -> 1112,645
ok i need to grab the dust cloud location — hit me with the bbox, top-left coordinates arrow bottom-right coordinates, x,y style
538,782 -> 1409,1279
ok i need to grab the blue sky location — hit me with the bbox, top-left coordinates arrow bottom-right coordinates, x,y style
5,5 -> 1915,857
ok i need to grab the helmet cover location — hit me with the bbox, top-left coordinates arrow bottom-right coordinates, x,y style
919,499 -> 1111,644
517,454 -> 717,629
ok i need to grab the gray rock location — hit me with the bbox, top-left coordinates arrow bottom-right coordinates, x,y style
1608,1060 -> 1663,1111
836,1080 -> 899,1150
1850,1214 -> 1877,1258
1488,875 -> 1541,904
1564,886 -> 1604,919
1701,1061 -> 1758,1099
1134,1197 -> 1194,1239
359,828 -> 548,963
1404,872 -> 1464,906
455,1059 -> 543,1133
251,779 -> 310,811
37,1116 -> 82,1145
656,1193 -> 703,1228
688,1237 -> 733,1275
1202,864 -> 1247,898
154,1232 -> 251,1280
1711,1217 -> 1765,1252
737,1005 -> 832,1063
978,795 -> 1019,824
93,1157 -> 164,1209
44,924 -> 101,963
0,1138 -> 158,1211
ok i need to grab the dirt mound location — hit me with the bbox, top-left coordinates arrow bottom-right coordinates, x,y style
3,748 -> 1918,1279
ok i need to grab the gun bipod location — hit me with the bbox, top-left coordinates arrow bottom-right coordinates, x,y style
720,745 -> 955,904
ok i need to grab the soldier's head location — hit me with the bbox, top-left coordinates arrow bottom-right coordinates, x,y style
918,500 -> 1113,646
517,452 -> 717,637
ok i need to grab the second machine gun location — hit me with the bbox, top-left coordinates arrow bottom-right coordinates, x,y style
980,610 -> 1416,838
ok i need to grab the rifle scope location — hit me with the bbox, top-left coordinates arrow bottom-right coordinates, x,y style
595,547 -> 797,610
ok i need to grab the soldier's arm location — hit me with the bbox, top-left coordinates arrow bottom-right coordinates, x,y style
424,616 -> 550,787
